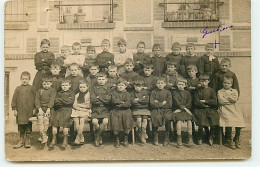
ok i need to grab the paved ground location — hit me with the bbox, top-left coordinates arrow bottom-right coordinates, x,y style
5,130 -> 251,162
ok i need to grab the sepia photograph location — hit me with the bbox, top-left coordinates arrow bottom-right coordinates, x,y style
4,0 -> 251,162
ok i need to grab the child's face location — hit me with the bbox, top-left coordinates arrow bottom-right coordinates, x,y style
137,44 -> 145,53
125,63 -> 134,72
108,68 -> 117,77
89,66 -> 99,76
117,83 -> 127,91
61,82 -> 71,91
172,48 -> 181,55
187,69 -> 197,78
199,79 -> 210,88
42,81 -> 52,90
205,47 -> 214,55
134,85 -> 143,92
41,43 -> 50,53
101,43 -> 110,52
177,81 -> 186,90
79,83 -> 88,93
167,65 -> 176,72
118,44 -> 126,53
144,67 -> 153,76
70,66 -> 79,76
220,62 -> 231,72
72,45 -> 81,54
61,49 -> 69,56
153,48 -> 161,57
223,79 -> 233,90
21,76 -> 30,86
97,76 -> 107,86
51,67 -> 61,75
156,80 -> 166,90
186,46 -> 195,56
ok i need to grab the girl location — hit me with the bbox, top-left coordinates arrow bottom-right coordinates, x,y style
71,80 -> 91,145
50,79 -> 74,149
194,74 -> 219,146
32,39 -> 55,92
218,76 -> 245,149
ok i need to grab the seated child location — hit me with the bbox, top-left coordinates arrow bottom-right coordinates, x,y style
218,76 -> 245,149
212,58 -> 240,95
48,61 -> 63,91
56,45 -> 70,77
150,77 -> 172,146
162,61 -> 181,91
179,43 -> 200,78
131,78 -> 150,144
96,39 -> 115,73
171,77 -> 194,148
50,79 -> 74,149
86,63 -> 100,92
66,63 -> 85,94
82,45 -> 97,77
142,63 -> 157,94
114,39 -> 133,75
110,78 -> 133,148
12,71 -> 35,149
150,44 -> 167,77
35,77 -> 56,145
194,74 -> 219,146
165,42 -> 183,73
90,73 -> 111,147
133,41 -> 151,75
107,65 -> 119,90
119,58 -> 140,92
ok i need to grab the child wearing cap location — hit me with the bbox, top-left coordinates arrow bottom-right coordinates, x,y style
82,45 -> 97,77
166,42 -> 183,72
150,44 -> 167,77
162,61 -> 181,92
179,43 -> 200,78
142,63 -> 158,94
194,74 -> 219,146
133,41 -> 151,75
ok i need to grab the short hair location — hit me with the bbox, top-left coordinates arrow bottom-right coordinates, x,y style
186,43 -> 195,49
40,39 -> 50,46
117,77 -> 128,85
69,63 -> 80,69
108,65 -> 117,70
101,39 -> 110,45
124,58 -> 134,65
89,63 -> 100,69
61,45 -> 69,51
187,64 -> 198,72
134,78 -> 144,86
143,63 -> 154,69
167,60 -> 178,67
96,72 -> 107,78
117,39 -> 127,46
223,76 -> 233,84
86,45 -> 96,52
137,41 -> 146,48
61,78 -> 71,84
72,42 -> 81,48
220,58 -> 231,65
78,79 -> 88,86
20,71 -> 31,79
42,77 -> 52,83
156,77 -> 166,83
177,77 -> 187,84
171,42 -> 181,50
199,74 -> 210,80
51,61 -> 61,69
205,43 -> 215,49
152,44 -> 161,50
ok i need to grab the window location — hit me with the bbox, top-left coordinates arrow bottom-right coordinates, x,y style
4,72 -> 10,122
5,0 -> 28,22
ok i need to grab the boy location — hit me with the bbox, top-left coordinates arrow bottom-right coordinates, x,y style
142,63 -> 157,94
162,61 -> 180,92
12,71 -> 35,149
186,65 -> 200,91
91,73 -> 111,147
96,39 -> 115,73
110,78 -> 133,148
165,42 -> 183,72
150,77 -> 172,146
133,41 -> 151,75
107,65 -> 119,90
150,44 -> 167,77
119,58 -> 140,92
86,63 -> 100,92
82,45 -> 97,77
65,63 -> 85,94
35,77 -> 56,144
48,61 -> 63,91
56,45 -> 70,77
179,43 -> 200,78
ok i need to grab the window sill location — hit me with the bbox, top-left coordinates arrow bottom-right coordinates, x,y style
56,22 -> 116,30
4,22 -> 29,30
162,21 -> 221,28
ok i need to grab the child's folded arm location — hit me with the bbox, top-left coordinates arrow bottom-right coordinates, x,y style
60,93 -> 74,105
204,90 -> 217,106
193,91 -> 208,108
47,89 -> 57,109
99,94 -> 111,104
228,89 -> 239,103
149,91 -> 163,108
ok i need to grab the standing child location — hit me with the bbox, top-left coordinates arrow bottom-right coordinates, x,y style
90,73 -> 111,147
33,39 -> 55,92
110,78 -> 133,148
131,78 -> 150,144
71,80 -> 91,145
171,78 -> 194,148
50,79 -> 74,149
194,74 -> 219,146
49,62 -> 63,91
162,61 -> 181,92
133,41 -> 151,75
150,77 -> 172,146
12,72 -> 35,149
114,39 -> 133,75
35,77 -> 56,144
66,63 -> 85,94
218,76 -> 245,149
165,42 -> 183,73
150,44 -> 167,77
96,39 -> 115,73
179,43 -> 200,78
56,45 -> 70,77
82,45 -> 97,77
186,65 -> 200,92
107,65 -> 119,90
86,64 -> 100,92
142,63 -> 157,94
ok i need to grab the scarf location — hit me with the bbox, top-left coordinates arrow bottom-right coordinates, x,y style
77,91 -> 88,103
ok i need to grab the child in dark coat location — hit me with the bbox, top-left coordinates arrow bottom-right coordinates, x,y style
82,45 -> 97,77
149,44 -> 167,77
133,41 -> 151,75
12,71 -> 35,149
107,65 -> 119,91
56,45 -> 70,77
110,78 -> 133,148
162,61 -> 181,92
142,63 -> 157,94
165,42 -> 183,73
48,62 -> 63,91
86,64 -> 99,93
150,77 -> 172,146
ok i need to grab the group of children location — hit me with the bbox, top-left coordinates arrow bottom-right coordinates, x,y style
11,38 -> 245,150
